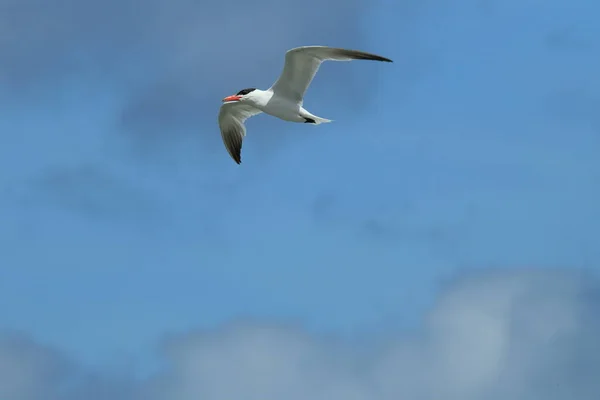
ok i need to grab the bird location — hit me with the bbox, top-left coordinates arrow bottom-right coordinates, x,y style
218,46 -> 393,164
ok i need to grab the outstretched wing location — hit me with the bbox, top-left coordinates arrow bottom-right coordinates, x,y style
218,102 -> 262,164
269,46 -> 392,103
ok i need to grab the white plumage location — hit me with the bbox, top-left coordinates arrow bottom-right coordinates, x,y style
218,46 -> 392,164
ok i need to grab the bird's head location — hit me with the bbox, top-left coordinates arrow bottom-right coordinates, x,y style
222,88 -> 257,103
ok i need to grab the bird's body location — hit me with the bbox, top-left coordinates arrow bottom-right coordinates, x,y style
218,46 -> 392,164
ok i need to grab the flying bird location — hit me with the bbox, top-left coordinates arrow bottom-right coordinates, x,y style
218,46 -> 392,164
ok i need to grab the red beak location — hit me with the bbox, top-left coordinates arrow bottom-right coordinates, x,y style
222,95 -> 242,102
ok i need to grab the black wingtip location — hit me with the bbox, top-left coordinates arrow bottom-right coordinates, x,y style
368,54 -> 393,63
234,150 -> 242,164
343,49 -> 393,63
363,54 -> 393,63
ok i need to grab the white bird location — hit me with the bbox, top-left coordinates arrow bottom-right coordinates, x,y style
218,45 -> 392,164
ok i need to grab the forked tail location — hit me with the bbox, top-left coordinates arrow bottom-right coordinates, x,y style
312,116 -> 332,125
301,108 -> 333,125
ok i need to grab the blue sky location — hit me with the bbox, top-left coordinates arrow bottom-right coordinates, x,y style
1,0 -> 599,398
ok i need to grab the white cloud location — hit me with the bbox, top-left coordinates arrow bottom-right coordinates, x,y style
1,269 -> 599,400
0,0 -> 379,98
1,0 -> 406,165
0,335 -> 68,400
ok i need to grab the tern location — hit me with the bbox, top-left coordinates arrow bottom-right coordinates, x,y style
218,46 -> 392,164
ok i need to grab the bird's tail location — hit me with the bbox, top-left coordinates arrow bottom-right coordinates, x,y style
312,116 -> 333,125
301,108 -> 333,125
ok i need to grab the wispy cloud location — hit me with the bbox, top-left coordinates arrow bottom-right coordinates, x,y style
14,163 -> 162,221
310,191 -> 470,263
2,269 -> 599,400
1,0 -> 394,126
0,334 -> 69,400
1,0 -> 410,217
545,88 -> 600,132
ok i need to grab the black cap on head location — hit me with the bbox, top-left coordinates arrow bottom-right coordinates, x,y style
236,88 -> 256,96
